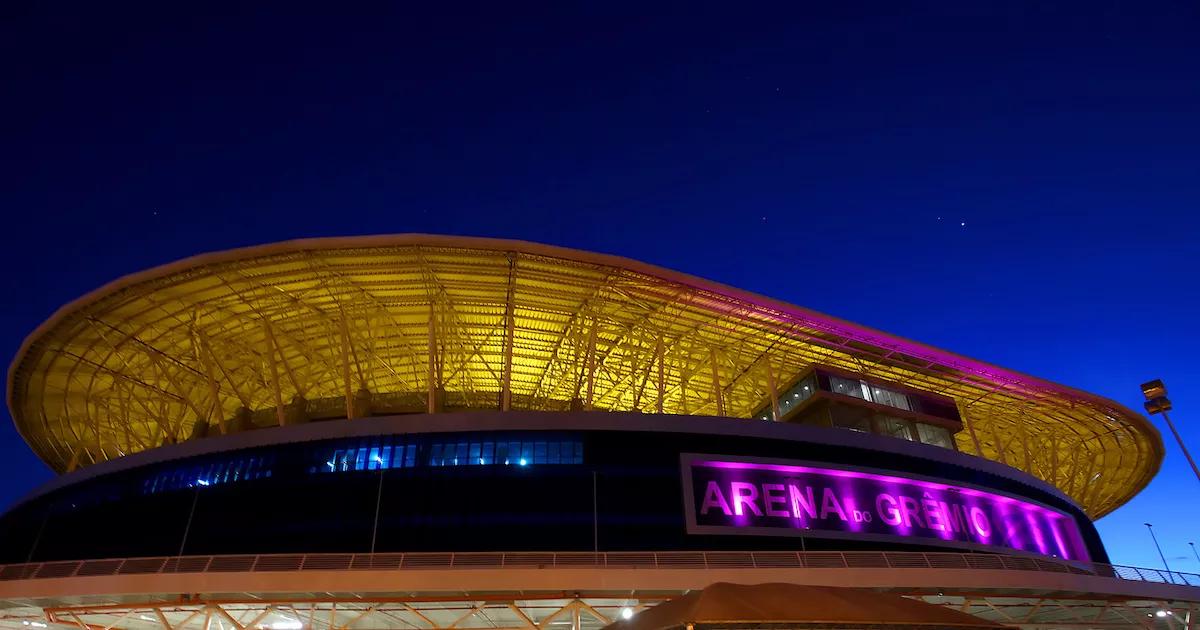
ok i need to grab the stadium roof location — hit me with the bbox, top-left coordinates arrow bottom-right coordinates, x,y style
6,235 -> 1161,517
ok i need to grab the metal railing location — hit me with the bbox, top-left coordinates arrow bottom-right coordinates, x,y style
2,551 -> 1199,588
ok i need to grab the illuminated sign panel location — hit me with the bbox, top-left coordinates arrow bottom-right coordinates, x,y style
682,455 -> 1090,561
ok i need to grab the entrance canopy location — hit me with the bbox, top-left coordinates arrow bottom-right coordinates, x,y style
606,582 -> 1004,630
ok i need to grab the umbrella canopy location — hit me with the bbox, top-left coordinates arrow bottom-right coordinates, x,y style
606,583 -> 1005,630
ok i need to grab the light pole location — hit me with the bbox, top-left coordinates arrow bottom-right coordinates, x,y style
1141,380 -> 1200,484
1145,523 -> 1173,579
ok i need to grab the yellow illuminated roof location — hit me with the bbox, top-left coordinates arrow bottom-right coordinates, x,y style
6,235 -> 1161,517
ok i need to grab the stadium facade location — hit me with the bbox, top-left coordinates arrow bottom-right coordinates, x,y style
0,235 -> 1197,629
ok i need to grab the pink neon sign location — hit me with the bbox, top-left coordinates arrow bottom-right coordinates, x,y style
682,455 -> 1090,561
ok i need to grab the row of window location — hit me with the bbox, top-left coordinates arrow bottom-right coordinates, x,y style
143,434 -> 585,494
313,436 -> 585,473
828,375 -> 914,411
428,440 -> 583,467
325,443 -> 419,472
756,374 -> 918,420
143,454 -> 275,494
829,412 -> 956,449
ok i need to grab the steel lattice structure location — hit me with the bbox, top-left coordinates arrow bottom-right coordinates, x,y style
6,235 -> 1161,516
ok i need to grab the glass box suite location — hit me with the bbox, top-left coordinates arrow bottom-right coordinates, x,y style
0,423 -> 1107,564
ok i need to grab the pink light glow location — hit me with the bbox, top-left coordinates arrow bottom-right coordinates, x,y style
687,458 -> 1090,561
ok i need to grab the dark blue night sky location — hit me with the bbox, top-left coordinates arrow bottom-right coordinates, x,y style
1,2 -> 1197,569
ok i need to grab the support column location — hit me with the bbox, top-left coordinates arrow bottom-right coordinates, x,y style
340,315 -> 355,419
764,357 -> 780,421
584,322 -> 598,410
428,303 -> 438,414
500,254 -> 516,411
655,337 -> 665,414
261,320 -> 286,427
195,330 -> 227,435
709,349 -> 725,417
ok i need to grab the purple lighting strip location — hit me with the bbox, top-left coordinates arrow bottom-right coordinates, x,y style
683,457 -> 1090,561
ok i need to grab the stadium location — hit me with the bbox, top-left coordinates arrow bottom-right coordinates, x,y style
0,234 -> 1197,629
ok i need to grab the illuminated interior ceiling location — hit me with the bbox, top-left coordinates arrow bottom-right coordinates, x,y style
6,235 -> 1161,517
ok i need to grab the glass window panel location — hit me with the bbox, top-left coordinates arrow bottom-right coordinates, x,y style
879,416 -> 915,441
832,414 -> 871,433
392,445 -> 406,468
916,423 -> 955,449
380,446 -> 392,469
533,442 -> 547,464
496,442 -> 509,464
520,442 -> 533,464
368,447 -> 381,470
455,442 -> 468,465
429,444 -> 442,467
829,375 -> 867,400
482,442 -> 494,465
405,445 -> 416,467
548,441 -> 560,464
575,442 -> 584,464
872,387 -> 912,411
469,443 -> 482,465
354,449 -> 368,471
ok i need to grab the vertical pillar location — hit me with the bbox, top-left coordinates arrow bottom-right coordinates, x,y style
263,320 -> 286,427
961,406 -> 984,456
655,337 -> 665,414
709,350 -> 725,417
340,315 -> 355,419
584,322 -> 598,410
764,357 -> 780,421
427,303 -> 437,414
501,254 -> 516,411
197,337 -> 227,435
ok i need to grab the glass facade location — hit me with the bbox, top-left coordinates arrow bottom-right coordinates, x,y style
0,426 -> 1105,564
316,435 -> 583,472
757,374 -> 817,420
877,416 -> 915,441
831,375 -> 914,413
143,453 -> 275,494
753,368 -> 962,452
140,433 -> 584,496
917,422 -> 955,449
426,438 -> 582,466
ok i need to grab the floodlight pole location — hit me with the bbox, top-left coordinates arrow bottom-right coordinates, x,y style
1140,380 -> 1200,485
1161,409 -> 1200,484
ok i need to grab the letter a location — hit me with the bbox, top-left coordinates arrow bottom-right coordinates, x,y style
701,481 -> 733,516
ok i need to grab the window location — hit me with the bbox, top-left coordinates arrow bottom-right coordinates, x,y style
878,416 -> 915,441
830,406 -> 871,433
829,375 -> 869,400
917,423 -> 955,449
870,386 -> 912,411
143,453 -> 276,495
311,435 -> 582,475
